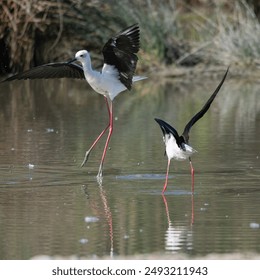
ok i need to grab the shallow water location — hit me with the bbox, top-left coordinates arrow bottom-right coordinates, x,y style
0,75 -> 259,259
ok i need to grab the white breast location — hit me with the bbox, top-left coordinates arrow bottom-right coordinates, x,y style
101,64 -> 127,100
82,65 -> 127,101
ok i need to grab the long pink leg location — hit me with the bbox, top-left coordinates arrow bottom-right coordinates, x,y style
162,159 -> 171,194
189,157 -> 195,193
97,99 -> 113,179
81,97 -> 111,167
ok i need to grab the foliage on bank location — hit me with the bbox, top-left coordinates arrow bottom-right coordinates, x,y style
0,0 -> 260,74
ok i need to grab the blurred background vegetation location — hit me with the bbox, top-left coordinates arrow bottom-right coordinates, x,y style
0,0 -> 260,75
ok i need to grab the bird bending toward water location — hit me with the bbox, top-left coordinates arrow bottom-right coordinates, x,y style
155,67 -> 229,194
2,24 -> 146,182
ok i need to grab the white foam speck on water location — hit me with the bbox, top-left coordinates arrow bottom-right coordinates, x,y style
79,238 -> 88,244
249,222 -> 260,229
46,128 -> 55,133
84,216 -> 99,223
28,163 -> 35,169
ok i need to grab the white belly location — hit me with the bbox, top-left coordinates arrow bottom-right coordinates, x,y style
85,69 -> 127,101
165,134 -> 197,161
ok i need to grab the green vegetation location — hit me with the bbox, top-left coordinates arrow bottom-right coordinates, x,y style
0,0 -> 260,74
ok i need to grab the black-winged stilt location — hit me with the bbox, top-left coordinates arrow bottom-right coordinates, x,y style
155,67 -> 229,194
2,24 -> 146,181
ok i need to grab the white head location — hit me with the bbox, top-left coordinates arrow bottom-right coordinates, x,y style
74,50 -> 90,64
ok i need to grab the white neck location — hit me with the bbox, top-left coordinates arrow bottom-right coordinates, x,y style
81,54 -> 94,78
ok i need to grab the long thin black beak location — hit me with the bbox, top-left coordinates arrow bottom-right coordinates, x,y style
67,58 -> 77,64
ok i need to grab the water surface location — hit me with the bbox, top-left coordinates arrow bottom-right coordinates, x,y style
0,75 -> 259,259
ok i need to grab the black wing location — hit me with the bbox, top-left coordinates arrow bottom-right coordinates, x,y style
2,62 -> 85,82
181,67 -> 229,143
102,23 -> 140,90
155,118 -> 183,148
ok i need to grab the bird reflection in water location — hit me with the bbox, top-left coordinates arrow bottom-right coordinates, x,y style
82,185 -> 114,257
162,194 -> 194,252
99,185 -> 114,257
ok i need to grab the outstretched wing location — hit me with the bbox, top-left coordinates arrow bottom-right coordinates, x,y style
155,118 -> 183,148
181,67 -> 229,143
102,24 -> 140,90
2,62 -> 85,82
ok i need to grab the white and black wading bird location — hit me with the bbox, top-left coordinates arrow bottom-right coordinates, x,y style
155,68 -> 229,194
2,24 -> 146,182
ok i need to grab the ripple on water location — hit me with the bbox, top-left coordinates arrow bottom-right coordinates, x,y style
116,173 -> 171,180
